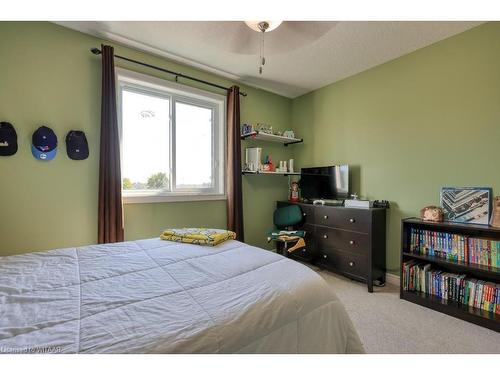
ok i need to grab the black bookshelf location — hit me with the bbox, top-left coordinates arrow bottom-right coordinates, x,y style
400,218 -> 500,332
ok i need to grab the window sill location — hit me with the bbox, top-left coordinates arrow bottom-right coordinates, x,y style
122,193 -> 227,204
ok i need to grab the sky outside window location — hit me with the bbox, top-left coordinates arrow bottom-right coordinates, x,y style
175,102 -> 213,189
122,89 -> 170,190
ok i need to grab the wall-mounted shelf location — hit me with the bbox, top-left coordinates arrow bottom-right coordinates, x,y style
242,170 -> 300,176
241,131 -> 303,146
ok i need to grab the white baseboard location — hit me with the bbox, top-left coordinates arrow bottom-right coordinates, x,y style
385,273 -> 400,286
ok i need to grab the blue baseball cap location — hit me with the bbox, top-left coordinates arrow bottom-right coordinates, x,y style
32,126 -> 57,161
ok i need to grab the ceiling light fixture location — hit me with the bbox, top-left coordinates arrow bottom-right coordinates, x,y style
245,21 -> 282,75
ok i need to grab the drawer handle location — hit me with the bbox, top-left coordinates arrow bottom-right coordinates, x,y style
323,234 -> 328,239
349,240 -> 355,245
349,218 -> 355,223
349,261 -> 355,267
324,215 -> 328,219
302,212 -> 307,217
323,254 -> 328,259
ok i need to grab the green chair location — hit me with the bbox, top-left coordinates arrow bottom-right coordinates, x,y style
267,205 -> 306,255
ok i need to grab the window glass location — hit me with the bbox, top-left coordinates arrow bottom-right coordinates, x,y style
175,101 -> 213,189
121,89 -> 170,192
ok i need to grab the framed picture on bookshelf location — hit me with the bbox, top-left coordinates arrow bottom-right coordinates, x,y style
440,187 -> 492,225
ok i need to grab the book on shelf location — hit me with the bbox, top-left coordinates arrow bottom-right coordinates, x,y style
402,261 -> 500,315
409,228 -> 500,268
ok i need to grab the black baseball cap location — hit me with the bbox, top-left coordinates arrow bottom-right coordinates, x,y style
66,130 -> 89,160
0,122 -> 18,156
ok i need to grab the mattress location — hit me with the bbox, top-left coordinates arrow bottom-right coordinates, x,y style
0,238 -> 364,354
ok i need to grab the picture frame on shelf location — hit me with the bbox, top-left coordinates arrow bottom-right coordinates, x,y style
440,187 -> 492,225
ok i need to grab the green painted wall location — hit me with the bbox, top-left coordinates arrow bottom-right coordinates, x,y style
6,21 -> 493,267
291,22 -> 500,274
0,22 -> 293,256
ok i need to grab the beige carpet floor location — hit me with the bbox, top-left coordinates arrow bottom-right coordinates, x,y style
312,266 -> 500,354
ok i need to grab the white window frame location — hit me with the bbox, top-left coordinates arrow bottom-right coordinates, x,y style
116,68 -> 226,204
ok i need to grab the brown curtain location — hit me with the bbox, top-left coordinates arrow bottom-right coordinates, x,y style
98,45 -> 124,243
226,86 -> 244,241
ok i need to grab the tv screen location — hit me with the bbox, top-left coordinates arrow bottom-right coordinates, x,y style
299,165 -> 349,200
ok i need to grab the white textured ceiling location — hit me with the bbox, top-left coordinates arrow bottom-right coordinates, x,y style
56,21 -> 482,98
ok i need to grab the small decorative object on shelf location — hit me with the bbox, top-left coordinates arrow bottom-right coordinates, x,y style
244,147 -> 262,172
276,160 -> 289,172
257,123 -> 273,134
440,187 -> 492,225
491,196 -> 500,228
289,181 -> 300,202
420,205 -> 444,222
262,155 -> 274,172
241,123 -> 254,135
282,130 -> 295,138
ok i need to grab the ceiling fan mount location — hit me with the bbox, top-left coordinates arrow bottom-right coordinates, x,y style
244,21 -> 282,33
257,21 -> 269,32
244,21 -> 283,74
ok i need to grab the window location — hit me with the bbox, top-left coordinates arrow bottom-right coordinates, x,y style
117,69 -> 225,203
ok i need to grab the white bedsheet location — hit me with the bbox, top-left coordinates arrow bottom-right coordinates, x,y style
0,239 -> 364,354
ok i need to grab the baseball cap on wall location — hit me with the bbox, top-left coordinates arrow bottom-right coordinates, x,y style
66,130 -> 89,160
0,122 -> 18,156
32,126 -> 57,161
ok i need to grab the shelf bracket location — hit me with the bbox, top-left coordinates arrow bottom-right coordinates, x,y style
284,139 -> 304,147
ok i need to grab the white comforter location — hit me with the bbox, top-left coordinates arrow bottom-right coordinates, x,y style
0,239 -> 364,354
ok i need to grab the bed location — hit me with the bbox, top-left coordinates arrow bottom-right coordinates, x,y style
0,238 -> 364,354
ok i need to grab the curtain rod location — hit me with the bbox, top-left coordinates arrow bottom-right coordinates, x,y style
90,48 -> 247,97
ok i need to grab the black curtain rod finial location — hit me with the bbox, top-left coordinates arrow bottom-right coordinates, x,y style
91,48 -> 102,55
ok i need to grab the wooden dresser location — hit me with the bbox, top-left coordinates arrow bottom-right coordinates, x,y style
277,201 -> 387,292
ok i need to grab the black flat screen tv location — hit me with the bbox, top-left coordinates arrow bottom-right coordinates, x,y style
299,165 -> 349,200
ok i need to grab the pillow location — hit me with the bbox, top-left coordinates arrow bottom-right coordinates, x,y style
160,228 -> 237,246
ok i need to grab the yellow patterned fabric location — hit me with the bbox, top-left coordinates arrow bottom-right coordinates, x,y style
160,228 -> 237,246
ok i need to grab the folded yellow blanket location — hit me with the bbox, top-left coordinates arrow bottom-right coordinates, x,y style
160,228 -> 237,246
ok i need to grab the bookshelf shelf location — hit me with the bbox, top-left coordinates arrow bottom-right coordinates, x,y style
401,290 -> 500,332
241,131 -> 303,146
401,218 -> 500,332
402,252 -> 500,280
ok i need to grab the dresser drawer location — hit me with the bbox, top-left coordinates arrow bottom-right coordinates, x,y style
302,223 -> 315,240
299,204 -> 314,224
315,227 -> 369,256
318,249 -> 368,279
314,207 -> 370,233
